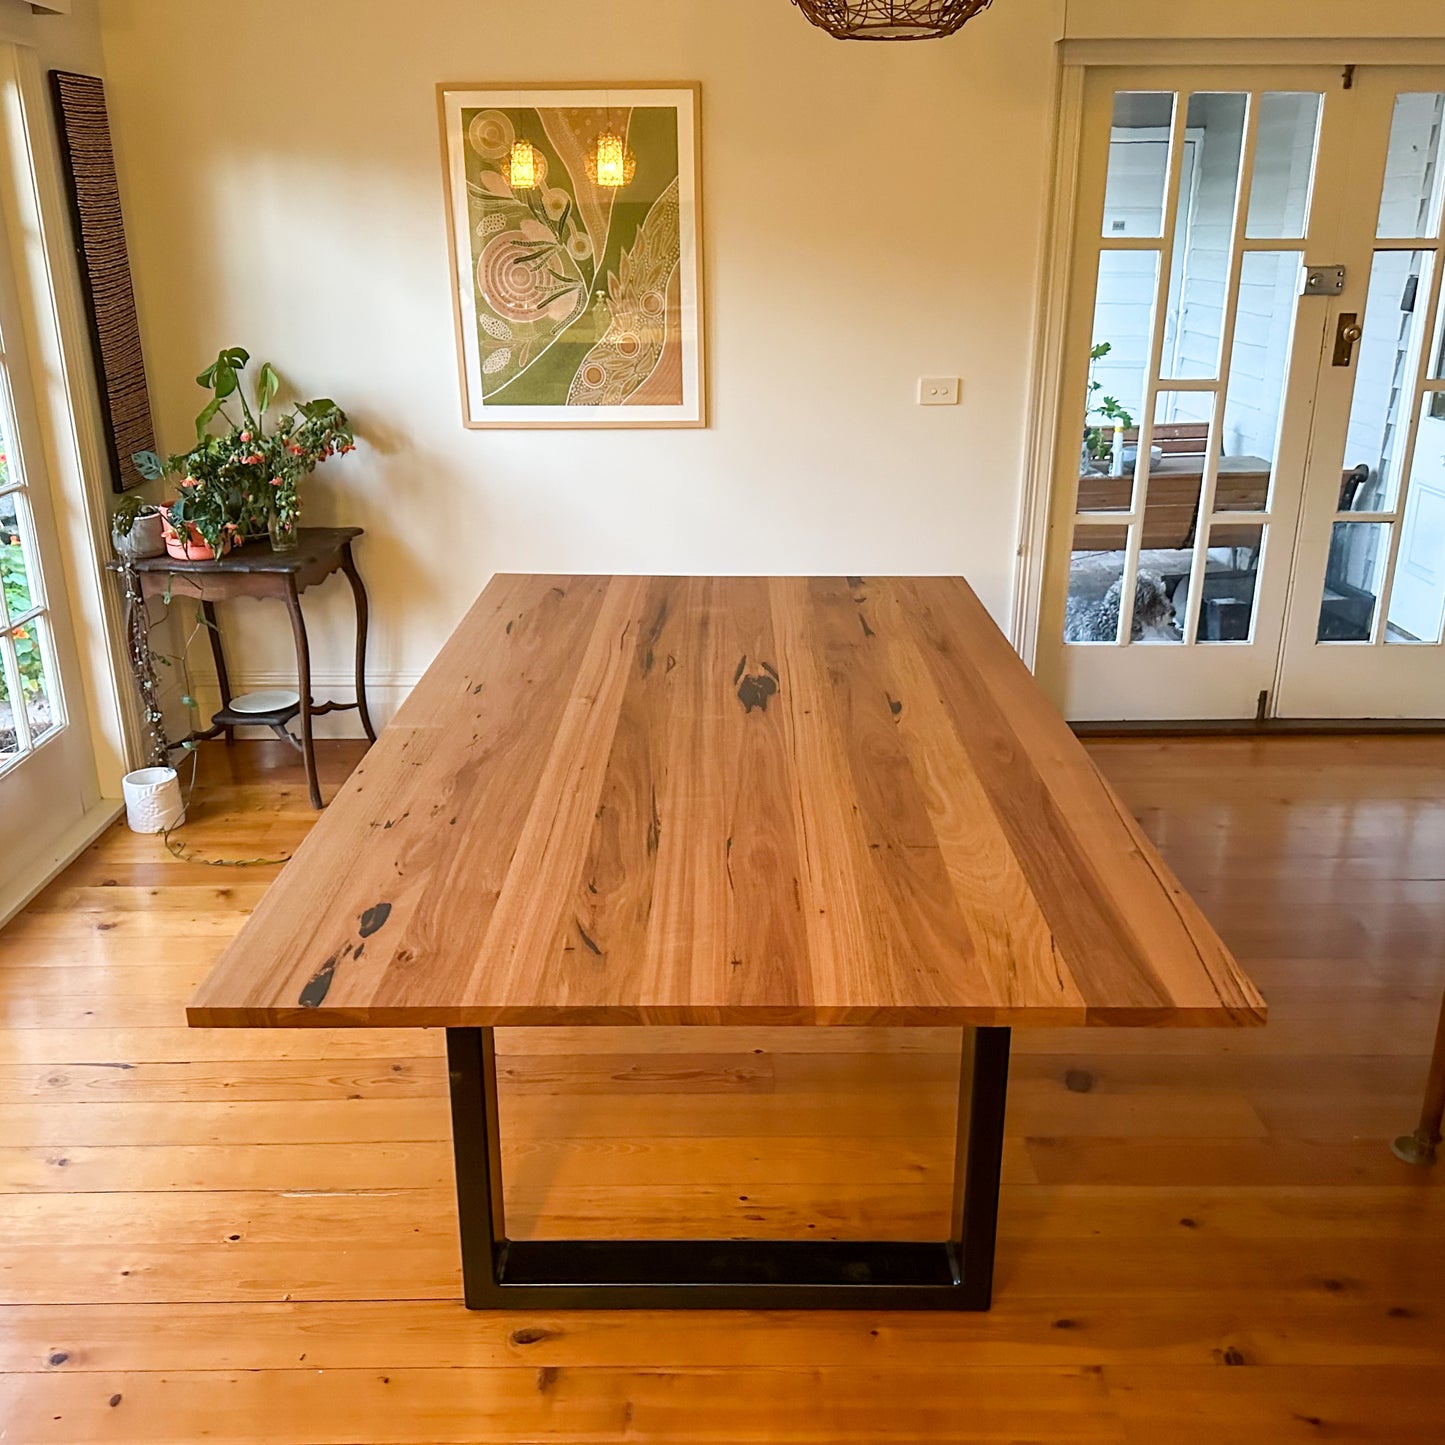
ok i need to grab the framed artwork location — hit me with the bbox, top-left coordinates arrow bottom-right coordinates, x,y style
438,83 -> 704,429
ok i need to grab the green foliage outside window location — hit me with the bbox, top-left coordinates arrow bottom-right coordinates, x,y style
0,449 -> 46,701
1085,342 -> 1136,463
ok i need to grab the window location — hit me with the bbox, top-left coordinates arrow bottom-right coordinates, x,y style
0,328 -> 62,767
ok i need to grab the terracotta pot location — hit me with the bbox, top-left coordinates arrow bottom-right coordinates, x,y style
160,510 -> 236,561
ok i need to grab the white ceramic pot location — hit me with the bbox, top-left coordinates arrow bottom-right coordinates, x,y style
121,766 -> 186,833
113,512 -> 166,560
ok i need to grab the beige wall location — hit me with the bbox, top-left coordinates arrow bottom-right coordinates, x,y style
1066,0 -> 1445,42
91,0 -> 1445,729
0,0 -> 103,72
94,0 -> 1063,726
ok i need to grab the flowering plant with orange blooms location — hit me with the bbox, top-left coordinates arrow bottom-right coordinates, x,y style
133,347 -> 354,555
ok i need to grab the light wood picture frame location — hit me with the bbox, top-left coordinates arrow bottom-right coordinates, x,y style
439,82 -> 705,429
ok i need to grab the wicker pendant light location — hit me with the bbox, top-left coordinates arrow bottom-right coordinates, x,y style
791,0 -> 993,41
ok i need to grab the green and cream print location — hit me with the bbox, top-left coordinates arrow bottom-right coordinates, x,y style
442,87 -> 703,427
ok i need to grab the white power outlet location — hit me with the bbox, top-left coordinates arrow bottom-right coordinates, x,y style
918,377 -> 960,406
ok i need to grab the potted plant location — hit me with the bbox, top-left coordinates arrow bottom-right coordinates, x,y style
1083,341 -> 1135,475
133,347 -> 355,558
111,493 -> 167,560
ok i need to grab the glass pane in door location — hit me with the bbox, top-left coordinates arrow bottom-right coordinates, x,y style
0,637 -> 15,757
1195,523 -> 1265,642
1083,250 -> 1159,494
1148,386 -> 1215,521
1138,390 -> 1215,646
1317,521 -> 1391,641
1376,93 -> 1445,239
1338,250 -> 1437,512
1126,559 -> 1185,643
0,487 -> 37,619
1218,251 -> 1303,512
1066,523 -> 1129,643
1103,92 -> 1176,238
1246,93 -> 1322,238
1430,279 -> 1445,379
1386,389 -> 1445,643
10,618 -> 53,740
1162,93 -> 1248,381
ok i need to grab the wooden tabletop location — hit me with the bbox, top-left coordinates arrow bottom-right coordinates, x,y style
189,575 -> 1265,1030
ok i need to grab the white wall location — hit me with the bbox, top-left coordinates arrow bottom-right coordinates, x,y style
94,0 -> 1062,727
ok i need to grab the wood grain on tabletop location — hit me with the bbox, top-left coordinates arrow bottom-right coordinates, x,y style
189,575 -> 1263,1030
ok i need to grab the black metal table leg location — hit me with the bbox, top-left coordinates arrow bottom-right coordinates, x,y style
445,1026 -> 1011,1311
953,1026 -> 1011,1306
445,1028 -> 508,1308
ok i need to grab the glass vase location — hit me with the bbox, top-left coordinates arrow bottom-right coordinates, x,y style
268,510 -> 300,552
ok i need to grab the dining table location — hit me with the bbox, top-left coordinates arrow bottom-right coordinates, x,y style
189,574 -> 1265,1310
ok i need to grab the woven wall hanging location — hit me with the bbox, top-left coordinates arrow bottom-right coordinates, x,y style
50,70 -> 157,494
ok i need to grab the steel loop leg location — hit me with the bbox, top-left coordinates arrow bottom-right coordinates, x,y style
443,1026 -> 1010,1311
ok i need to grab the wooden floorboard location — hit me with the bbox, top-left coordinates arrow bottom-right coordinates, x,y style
0,737 -> 1441,1441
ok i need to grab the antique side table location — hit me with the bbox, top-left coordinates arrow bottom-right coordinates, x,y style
120,526 -> 375,808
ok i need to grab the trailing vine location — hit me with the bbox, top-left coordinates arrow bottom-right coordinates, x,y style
116,559 -> 292,868
116,559 -> 168,767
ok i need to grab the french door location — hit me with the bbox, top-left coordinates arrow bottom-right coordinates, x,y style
1278,74 -> 1445,715
1038,65 -> 1445,721
0,207 -> 98,894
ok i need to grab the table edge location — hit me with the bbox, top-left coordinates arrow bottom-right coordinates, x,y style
187,1001 -> 1268,1030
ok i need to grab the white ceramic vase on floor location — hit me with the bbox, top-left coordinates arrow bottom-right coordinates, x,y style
121,766 -> 185,833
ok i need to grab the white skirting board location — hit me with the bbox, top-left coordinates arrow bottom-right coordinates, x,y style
0,797 -> 123,931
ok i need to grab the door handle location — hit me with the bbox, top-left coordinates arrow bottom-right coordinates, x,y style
1333,313 -> 1363,367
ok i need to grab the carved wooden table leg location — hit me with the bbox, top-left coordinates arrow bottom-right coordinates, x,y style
202,599 -> 233,744
340,540 -> 376,744
283,575 -> 322,809
1393,983 -> 1445,1166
